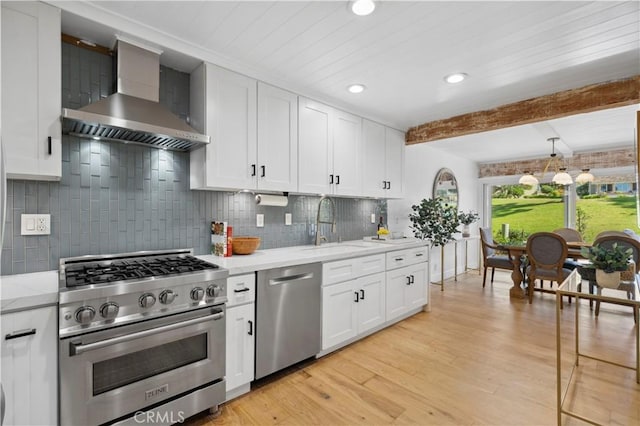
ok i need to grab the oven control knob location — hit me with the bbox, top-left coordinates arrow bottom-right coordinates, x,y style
159,290 -> 176,305
99,302 -> 119,319
206,285 -> 222,298
139,293 -> 156,308
75,306 -> 96,324
190,287 -> 205,301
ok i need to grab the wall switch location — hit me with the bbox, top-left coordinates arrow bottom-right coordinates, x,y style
370,213 -> 376,223
256,214 -> 264,227
21,214 -> 51,235
285,213 -> 292,226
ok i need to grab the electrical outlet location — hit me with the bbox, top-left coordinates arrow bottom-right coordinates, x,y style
21,214 -> 51,235
256,214 -> 264,227
285,213 -> 292,226
370,213 -> 376,223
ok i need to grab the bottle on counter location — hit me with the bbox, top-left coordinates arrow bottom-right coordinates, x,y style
226,226 -> 233,257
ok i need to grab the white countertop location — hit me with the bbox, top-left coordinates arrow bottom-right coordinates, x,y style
197,238 -> 428,276
0,270 -> 59,313
0,239 -> 428,311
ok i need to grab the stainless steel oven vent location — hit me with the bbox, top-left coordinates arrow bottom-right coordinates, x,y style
61,40 -> 209,151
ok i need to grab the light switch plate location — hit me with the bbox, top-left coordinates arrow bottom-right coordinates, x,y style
21,214 -> 51,235
256,214 -> 264,227
370,213 -> 376,223
285,213 -> 292,226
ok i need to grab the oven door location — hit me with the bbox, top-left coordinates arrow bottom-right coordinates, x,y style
59,305 -> 225,426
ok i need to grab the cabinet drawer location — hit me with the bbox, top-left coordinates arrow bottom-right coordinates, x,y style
226,273 -> 256,307
386,246 -> 428,270
323,254 -> 386,286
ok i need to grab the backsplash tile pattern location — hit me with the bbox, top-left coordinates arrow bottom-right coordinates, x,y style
1,42 -> 386,275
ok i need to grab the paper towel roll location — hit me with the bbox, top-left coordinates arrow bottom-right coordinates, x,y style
255,194 -> 288,207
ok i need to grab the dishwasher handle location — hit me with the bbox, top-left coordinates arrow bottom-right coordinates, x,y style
269,272 -> 314,285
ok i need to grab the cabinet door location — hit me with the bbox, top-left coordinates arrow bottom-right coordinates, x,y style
204,64 -> 257,189
298,97 -> 332,194
385,268 -> 410,320
225,303 -> 255,392
257,83 -> 298,192
1,1 -> 61,180
405,263 -> 428,310
1,306 -> 57,425
332,110 -> 361,196
361,119 -> 387,197
384,127 -> 405,198
356,272 -> 386,333
322,280 -> 358,350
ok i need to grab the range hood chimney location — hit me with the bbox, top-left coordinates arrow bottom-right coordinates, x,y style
62,39 -> 209,151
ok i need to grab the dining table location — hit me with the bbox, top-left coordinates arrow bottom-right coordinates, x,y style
498,241 -> 590,300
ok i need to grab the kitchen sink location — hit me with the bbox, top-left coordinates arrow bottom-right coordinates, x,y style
301,242 -> 377,251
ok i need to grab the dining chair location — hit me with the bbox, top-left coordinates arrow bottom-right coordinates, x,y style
594,230 -> 628,240
590,234 -> 640,320
525,232 -> 572,305
479,227 -> 514,288
553,227 -> 583,242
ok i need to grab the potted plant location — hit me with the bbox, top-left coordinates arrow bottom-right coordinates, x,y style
409,197 -> 460,247
458,210 -> 479,237
580,243 -> 634,288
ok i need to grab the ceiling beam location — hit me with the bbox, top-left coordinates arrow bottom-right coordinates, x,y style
406,76 -> 640,145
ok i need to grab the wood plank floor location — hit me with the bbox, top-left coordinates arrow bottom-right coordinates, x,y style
187,271 -> 640,425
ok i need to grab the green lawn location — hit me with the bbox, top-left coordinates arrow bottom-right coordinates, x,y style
492,196 -> 639,242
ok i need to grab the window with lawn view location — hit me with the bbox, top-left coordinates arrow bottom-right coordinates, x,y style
490,174 -> 639,243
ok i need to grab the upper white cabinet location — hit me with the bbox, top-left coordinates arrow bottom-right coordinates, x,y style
1,1 -> 61,180
298,97 -> 361,196
190,62 -> 257,190
190,64 -> 298,192
256,82 -> 298,192
361,120 -> 405,198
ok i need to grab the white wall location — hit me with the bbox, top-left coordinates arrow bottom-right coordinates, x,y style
388,143 -> 480,282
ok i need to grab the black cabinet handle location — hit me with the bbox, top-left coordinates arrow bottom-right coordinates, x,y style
330,174 -> 334,184
387,181 -> 391,190
336,175 -> 340,185
248,320 -> 253,336
251,164 -> 256,176
5,328 -> 36,340
360,289 -> 365,300
406,276 -> 411,285
395,257 -> 404,262
382,181 -> 386,189
261,165 -> 266,177
410,275 -> 415,284
354,291 -> 359,303
233,287 -> 250,293
415,253 -> 424,257
48,136 -> 52,155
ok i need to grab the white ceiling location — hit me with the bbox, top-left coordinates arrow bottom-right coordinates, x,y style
54,0 -> 640,164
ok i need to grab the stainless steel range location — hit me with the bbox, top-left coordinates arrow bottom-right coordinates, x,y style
58,249 -> 228,426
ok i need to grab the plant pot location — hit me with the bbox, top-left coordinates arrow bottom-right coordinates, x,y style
462,224 -> 470,238
595,269 -> 621,289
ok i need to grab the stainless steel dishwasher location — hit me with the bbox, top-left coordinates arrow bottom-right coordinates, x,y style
255,263 -> 322,379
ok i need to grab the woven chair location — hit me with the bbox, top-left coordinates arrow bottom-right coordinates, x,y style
479,227 -> 514,288
553,228 -> 583,242
525,232 -> 572,306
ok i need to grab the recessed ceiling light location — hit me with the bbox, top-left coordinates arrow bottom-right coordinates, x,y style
347,84 -> 366,94
444,73 -> 468,84
351,0 -> 376,16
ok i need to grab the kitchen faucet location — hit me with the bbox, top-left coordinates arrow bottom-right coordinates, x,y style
315,195 -> 337,245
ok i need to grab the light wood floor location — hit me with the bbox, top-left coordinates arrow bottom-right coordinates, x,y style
188,271 -> 640,425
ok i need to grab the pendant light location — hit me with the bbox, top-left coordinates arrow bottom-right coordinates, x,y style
518,171 -> 539,186
546,137 -> 573,185
575,168 -> 595,184
552,167 -> 573,185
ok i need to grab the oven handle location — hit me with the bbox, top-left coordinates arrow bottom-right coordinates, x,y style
69,311 -> 224,356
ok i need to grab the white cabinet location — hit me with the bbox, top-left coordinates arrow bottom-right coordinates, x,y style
256,82 -> 298,192
361,120 -> 405,198
298,97 -> 361,196
1,306 -> 57,425
1,1 -> 61,180
190,63 -> 257,190
385,247 -> 429,321
321,254 -> 386,351
225,273 -> 255,400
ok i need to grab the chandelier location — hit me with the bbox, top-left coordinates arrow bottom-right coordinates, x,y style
519,137 -> 585,186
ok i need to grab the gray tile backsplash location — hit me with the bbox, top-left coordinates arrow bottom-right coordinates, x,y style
0,42 -> 386,275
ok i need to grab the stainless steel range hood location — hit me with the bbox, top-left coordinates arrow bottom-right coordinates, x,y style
62,40 -> 209,151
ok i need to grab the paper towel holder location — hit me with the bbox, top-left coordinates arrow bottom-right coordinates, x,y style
255,193 -> 289,207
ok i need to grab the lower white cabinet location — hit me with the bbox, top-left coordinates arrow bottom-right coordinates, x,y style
386,262 -> 428,321
322,272 -> 385,350
225,273 -> 255,400
0,305 -> 57,426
